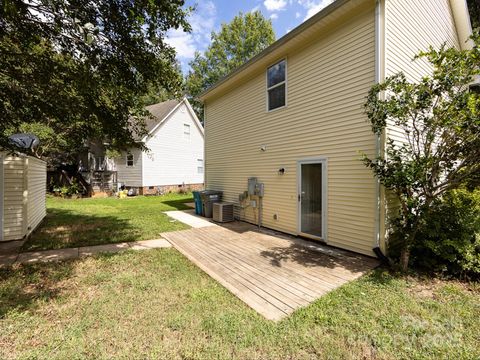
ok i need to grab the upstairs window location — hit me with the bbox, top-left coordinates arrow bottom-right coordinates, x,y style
126,153 -> 134,167
267,59 -> 286,111
197,159 -> 204,174
184,124 -> 191,139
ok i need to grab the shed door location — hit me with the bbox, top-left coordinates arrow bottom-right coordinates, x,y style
298,159 -> 326,241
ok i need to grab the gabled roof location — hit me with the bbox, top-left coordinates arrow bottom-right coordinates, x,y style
144,99 -> 181,134
138,97 -> 204,142
199,0 -> 473,101
199,0 -> 351,101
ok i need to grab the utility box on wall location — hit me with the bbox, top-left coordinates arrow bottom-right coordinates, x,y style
247,177 -> 264,197
248,177 -> 257,196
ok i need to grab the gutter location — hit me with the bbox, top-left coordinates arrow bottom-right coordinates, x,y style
199,0 -> 352,101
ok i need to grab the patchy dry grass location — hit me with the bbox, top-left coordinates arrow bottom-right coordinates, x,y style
22,194 -> 193,251
0,250 -> 479,359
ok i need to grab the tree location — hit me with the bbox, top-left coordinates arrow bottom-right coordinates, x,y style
185,11 -> 275,120
1,0 -> 190,164
363,35 -> 480,271
468,0 -> 480,29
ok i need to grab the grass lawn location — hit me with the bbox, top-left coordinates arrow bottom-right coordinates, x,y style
22,193 -> 193,251
1,250 -> 479,359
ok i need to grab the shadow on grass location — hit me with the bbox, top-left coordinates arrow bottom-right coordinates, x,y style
162,198 -> 195,211
0,261 -> 75,318
22,208 -> 139,251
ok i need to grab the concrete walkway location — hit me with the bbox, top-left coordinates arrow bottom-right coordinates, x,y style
164,209 -> 217,228
0,238 -> 171,268
0,210 -> 215,268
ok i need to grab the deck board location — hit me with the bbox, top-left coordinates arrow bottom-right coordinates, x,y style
163,221 -> 379,321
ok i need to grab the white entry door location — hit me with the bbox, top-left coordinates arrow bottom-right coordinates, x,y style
298,159 -> 327,241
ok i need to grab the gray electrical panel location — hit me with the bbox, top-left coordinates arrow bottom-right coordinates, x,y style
247,177 -> 264,198
248,177 -> 257,196
255,183 -> 264,197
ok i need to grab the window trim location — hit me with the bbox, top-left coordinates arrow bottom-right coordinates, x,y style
197,159 -> 204,174
126,153 -> 134,167
296,157 -> 328,242
183,123 -> 191,140
266,58 -> 287,112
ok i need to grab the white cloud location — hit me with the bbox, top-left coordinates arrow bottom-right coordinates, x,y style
295,11 -> 301,18
270,13 -> 279,20
297,0 -> 334,21
250,5 -> 261,13
264,0 -> 287,11
165,1 -> 217,70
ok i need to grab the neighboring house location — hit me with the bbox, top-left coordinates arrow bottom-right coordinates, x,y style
114,98 -> 205,195
0,153 -> 46,242
199,0 -> 472,256
77,140 -> 118,194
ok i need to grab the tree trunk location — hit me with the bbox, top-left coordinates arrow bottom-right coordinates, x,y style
400,248 -> 410,272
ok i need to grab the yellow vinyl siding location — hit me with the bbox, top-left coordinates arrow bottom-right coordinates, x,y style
384,0 -> 460,144
383,0 -> 462,226
205,3 -> 376,255
1,154 -> 46,241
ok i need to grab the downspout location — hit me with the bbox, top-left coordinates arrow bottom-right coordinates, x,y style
203,102 -> 207,189
373,0 -> 386,260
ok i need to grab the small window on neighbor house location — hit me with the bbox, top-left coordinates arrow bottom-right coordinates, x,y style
267,59 -> 286,111
197,159 -> 204,174
184,124 -> 191,139
126,153 -> 134,167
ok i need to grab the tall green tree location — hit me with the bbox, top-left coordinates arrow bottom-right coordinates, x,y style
468,0 -> 480,29
1,0 -> 190,165
363,35 -> 480,271
185,11 -> 275,119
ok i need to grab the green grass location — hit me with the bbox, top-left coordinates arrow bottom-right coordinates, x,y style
22,194 -> 194,251
1,250 -> 479,359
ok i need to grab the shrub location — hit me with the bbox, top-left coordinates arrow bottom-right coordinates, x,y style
409,188 -> 480,278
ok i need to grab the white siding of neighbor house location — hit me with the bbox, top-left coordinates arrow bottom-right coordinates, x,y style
115,147 -> 143,187
142,103 -> 204,187
1,154 -> 46,241
27,157 -> 46,235
204,3 -> 377,255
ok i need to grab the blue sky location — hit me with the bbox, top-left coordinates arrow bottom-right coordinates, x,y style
166,0 -> 334,73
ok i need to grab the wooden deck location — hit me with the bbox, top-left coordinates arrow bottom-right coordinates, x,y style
163,221 -> 379,321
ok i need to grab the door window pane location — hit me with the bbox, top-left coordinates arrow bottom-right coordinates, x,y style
301,163 -> 323,238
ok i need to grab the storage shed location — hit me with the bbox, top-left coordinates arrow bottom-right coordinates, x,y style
0,153 -> 47,242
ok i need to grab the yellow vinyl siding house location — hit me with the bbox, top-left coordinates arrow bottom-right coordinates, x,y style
0,154 -> 47,242
200,0 -> 472,256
